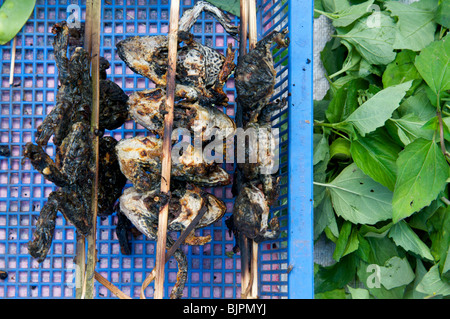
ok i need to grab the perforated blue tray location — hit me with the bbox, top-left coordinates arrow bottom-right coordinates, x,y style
0,0 -> 313,299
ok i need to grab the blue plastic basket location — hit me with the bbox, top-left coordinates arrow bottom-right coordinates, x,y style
0,0 -> 313,299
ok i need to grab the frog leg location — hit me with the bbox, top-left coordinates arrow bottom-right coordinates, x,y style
119,189 -> 187,299
178,0 -> 239,39
23,142 -> 69,187
56,187 -> 92,237
28,191 -> 59,263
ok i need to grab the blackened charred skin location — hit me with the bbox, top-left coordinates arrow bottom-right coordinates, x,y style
99,79 -> 129,131
0,270 -> 7,280
23,142 -> 69,188
28,192 -> 58,263
232,182 -> 280,243
235,28 -> 289,124
116,26 -> 234,106
36,22 -> 128,147
24,22 -> 128,263
97,136 -> 128,217
0,145 -> 10,157
116,207 -> 133,255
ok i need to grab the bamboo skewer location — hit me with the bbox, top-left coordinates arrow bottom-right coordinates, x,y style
9,37 -> 16,86
237,0 -> 250,299
140,205 -> 208,299
247,0 -> 259,299
94,271 -> 132,299
154,0 -> 181,299
83,0 -> 102,299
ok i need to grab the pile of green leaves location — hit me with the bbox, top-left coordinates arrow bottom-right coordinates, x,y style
314,0 -> 450,299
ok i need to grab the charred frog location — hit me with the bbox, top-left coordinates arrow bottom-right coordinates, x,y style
23,22 -> 128,262
24,127 -> 127,262
235,29 -> 289,123
35,21 -> 129,148
118,183 -> 227,298
115,135 -> 231,192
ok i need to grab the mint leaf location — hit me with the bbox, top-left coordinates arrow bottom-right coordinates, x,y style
388,220 -> 434,262
392,138 -> 449,223
345,81 -> 412,136
414,34 -> 450,97
336,12 -> 397,65
385,114 -> 434,146
384,0 -> 438,52
416,264 -> 450,297
351,129 -> 401,191
318,163 -> 393,225
436,0 -> 450,28
382,50 -> 422,89
379,256 -> 415,290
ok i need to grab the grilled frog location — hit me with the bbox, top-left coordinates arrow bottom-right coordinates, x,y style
118,183 -> 227,298
128,87 -> 236,139
35,22 -> 128,148
23,22 -> 128,262
115,135 -> 231,192
117,32 -> 235,106
235,29 -> 289,123
24,126 -> 127,262
231,180 -> 280,244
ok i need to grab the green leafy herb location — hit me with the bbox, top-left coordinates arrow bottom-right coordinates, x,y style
204,0 -> 240,17
315,163 -> 393,225
0,0 -> 36,45
392,138 -> 449,223
314,0 -> 450,299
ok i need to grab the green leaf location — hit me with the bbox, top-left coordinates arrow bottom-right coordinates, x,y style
336,12 -> 397,65
318,163 -> 393,225
320,38 -> 348,79
326,78 -> 368,123
414,33 -> 450,97
357,260 -> 407,298
314,254 -> 357,294
315,288 -> 348,299
379,256 -> 415,290
204,0 -> 240,17
384,0 -> 438,52
416,264 -> 450,297
319,0 -> 375,28
345,81 -> 413,136
385,114 -> 434,146
314,192 -> 335,240
313,138 -> 330,208
321,0 -> 351,13
0,0 -> 36,45
330,137 -> 351,160
313,133 -> 330,165
388,220 -> 434,262
351,129 -> 402,191
355,233 -> 371,262
360,222 -> 393,238
347,286 -> 371,299
329,40 -> 362,79
382,50 -> 422,89
397,86 -> 436,122
392,138 -> 449,223
436,0 -> 450,28
428,206 -> 450,275
333,221 -> 359,262
405,259 -> 429,299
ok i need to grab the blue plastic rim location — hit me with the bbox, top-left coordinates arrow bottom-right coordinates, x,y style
0,0 -> 313,299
